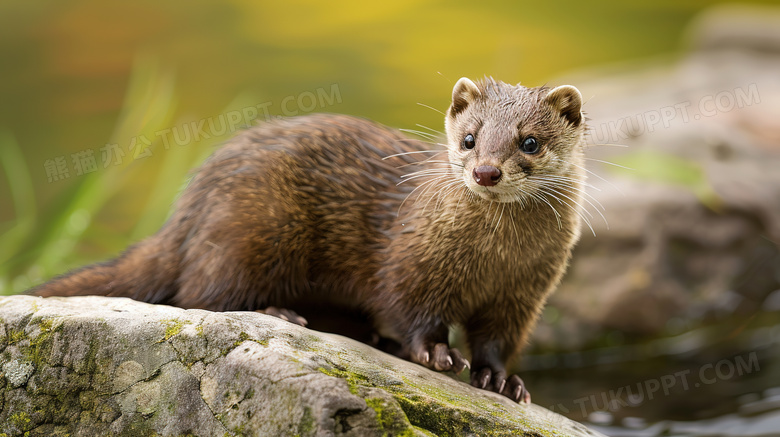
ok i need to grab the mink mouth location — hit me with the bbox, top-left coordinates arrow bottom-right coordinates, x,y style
467,184 -> 509,202
464,171 -> 530,203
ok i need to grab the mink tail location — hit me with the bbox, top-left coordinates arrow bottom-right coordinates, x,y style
27,235 -> 180,305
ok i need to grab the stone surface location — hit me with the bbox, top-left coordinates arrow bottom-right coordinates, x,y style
0,295 -> 602,436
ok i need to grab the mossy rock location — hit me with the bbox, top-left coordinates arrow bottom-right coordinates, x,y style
0,295 -> 602,436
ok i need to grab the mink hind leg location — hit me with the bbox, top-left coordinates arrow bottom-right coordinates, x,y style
259,306 -> 308,326
382,307 -> 469,374
169,213 -> 313,323
173,251 -> 312,325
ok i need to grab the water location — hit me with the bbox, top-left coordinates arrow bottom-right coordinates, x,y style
520,311 -> 780,436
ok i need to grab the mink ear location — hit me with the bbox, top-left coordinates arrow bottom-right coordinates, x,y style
545,85 -> 583,126
449,77 -> 482,116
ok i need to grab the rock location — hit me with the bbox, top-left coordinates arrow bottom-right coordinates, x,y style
532,4 -> 780,351
0,295 -> 602,437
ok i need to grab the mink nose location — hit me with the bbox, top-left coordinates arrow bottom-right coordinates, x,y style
473,166 -> 502,187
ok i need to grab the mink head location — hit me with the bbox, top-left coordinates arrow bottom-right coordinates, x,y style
444,77 -> 586,203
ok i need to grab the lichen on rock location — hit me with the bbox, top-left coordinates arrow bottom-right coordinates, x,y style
0,295 -> 602,436
2,359 -> 34,388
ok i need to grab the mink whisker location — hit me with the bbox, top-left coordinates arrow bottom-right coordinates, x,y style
416,102 -> 446,116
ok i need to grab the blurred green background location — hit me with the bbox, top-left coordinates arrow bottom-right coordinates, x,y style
3,2 -> 780,433
3,0 -> 773,294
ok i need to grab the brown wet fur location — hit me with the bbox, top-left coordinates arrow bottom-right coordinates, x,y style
30,77 -> 586,403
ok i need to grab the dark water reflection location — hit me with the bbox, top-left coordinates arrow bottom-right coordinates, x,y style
520,311 -> 780,436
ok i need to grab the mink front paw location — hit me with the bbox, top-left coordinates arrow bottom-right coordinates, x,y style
412,342 -> 470,374
257,306 -> 308,326
471,369 -> 531,404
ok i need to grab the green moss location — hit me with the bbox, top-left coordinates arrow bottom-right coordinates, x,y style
317,366 -> 370,395
412,427 -> 438,437
220,331 -> 249,356
315,364 -> 541,436
161,319 -> 185,341
117,418 -> 157,437
8,329 -> 24,344
17,316 -> 62,368
230,422 -> 247,435
83,337 -> 99,374
37,318 -> 55,334
79,391 -> 96,410
9,411 -> 31,431
397,375 -> 462,405
297,406 -> 315,435
365,397 -> 417,437
392,375 -> 540,435
223,331 -> 269,356
395,396 -> 458,436
393,393 -> 555,437
365,398 -> 389,431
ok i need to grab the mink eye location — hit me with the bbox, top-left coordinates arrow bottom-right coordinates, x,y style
462,133 -> 476,150
520,136 -> 539,154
